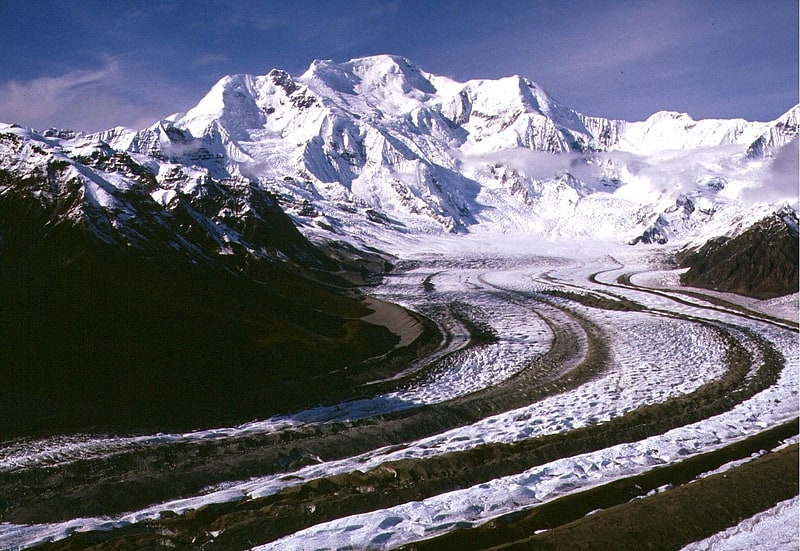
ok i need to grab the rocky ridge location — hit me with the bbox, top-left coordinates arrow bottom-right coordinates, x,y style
76,54 -> 798,242
678,208 -> 799,299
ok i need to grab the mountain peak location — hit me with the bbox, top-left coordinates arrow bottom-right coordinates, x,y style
645,110 -> 695,123
55,54 -> 794,238
340,54 -> 424,79
301,54 -> 437,99
346,53 -> 417,70
179,73 -> 263,137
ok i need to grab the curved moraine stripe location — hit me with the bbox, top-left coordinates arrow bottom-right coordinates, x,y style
0,254 -> 796,551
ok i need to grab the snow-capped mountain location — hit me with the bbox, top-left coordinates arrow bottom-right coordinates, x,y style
1,56 -> 798,550
0,124 -> 343,273
746,104 -> 799,158
3,54 -> 797,253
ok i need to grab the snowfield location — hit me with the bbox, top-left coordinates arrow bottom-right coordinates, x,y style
0,237 -> 797,550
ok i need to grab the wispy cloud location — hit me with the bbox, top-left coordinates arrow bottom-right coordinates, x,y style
0,63 -> 118,127
0,57 -> 179,132
191,53 -> 229,69
741,139 -> 800,204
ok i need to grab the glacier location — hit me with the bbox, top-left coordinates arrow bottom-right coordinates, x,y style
0,54 -> 797,551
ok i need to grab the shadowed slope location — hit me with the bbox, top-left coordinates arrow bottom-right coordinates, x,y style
0,170 -> 416,437
678,211 -> 799,299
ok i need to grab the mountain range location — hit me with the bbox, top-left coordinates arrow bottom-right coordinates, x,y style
0,54 -> 797,433
3,54 -> 798,250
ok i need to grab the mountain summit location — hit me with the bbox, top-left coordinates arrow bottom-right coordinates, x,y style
3,54 -> 798,245
77,55 -> 795,241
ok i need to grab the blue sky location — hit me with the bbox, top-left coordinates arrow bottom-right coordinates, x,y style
0,0 -> 796,132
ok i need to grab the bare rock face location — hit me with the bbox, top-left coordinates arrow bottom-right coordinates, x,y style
677,209 -> 799,299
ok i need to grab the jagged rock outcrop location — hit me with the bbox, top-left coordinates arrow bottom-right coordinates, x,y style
677,209 -> 799,299
746,105 -> 799,158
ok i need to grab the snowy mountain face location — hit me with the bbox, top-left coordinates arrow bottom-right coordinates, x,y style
0,124 -> 340,273
746,104 -> 800,158
3,54 -> 798,252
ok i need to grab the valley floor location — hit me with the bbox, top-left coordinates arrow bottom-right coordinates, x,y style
0,236 -> 797,550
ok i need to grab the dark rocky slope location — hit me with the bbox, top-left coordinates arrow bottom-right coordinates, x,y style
0,166 -> 419,437
677,210 -> 799,299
